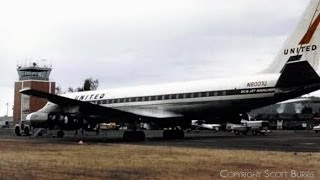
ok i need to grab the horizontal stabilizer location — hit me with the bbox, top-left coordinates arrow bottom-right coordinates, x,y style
276,60 -> 320,88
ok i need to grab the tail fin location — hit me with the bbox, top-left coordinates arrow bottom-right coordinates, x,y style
265,0 -> 320,73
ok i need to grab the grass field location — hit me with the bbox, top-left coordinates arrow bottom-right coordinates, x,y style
0,139 -> 319,180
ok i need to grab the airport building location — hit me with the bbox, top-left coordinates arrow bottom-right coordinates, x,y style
0,116 -> 13,128
13,62 -> 55,125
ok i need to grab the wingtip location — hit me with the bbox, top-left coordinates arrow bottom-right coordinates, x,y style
19,88 -> 32,93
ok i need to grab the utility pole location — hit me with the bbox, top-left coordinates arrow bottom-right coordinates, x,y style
6,103 -> 8,117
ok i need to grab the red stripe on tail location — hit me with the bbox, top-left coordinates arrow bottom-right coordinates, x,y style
299,13 -> 320,45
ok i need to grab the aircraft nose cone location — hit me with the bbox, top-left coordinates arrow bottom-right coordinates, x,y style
25,112 -> 48,127
25,113 -> 34,125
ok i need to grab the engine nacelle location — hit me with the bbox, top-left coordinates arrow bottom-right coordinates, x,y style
26,112 -> 49,128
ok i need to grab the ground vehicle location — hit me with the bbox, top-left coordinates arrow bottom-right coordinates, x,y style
15,120 -> 31,136
313,125 -> 320,133
0,121 -> 9,128
190,120 -> 220,131
100,123 -> 120,130
232,120 -> 270,135
226,123 -> 239,132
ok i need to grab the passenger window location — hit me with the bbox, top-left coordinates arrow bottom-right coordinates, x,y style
223,91 -> 226,96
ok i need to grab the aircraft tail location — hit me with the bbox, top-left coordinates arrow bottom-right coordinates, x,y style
265,0 -> 320,73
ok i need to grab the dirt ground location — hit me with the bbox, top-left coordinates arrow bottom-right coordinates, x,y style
0,139 -> 319,180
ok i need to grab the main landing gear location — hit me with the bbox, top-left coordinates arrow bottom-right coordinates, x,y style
123,131 -> 146,141
163,129 -> 184,140
122,129 -> 185,141
57,130 -> 65,138
122,120 -> 185,141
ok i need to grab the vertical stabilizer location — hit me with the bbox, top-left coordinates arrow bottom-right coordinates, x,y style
265,0 -> 320,73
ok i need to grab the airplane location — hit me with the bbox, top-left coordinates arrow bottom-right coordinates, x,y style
21,0 -> 320,140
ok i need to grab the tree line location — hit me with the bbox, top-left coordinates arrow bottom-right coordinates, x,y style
55,78 -> 99,94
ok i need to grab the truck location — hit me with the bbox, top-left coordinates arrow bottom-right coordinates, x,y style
313,125 -> 320,133
0,120 -> 9,128
15,120 -> 31,136
232,120 -> 271,135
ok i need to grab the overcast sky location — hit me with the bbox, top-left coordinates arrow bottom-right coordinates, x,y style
0,0 -> 311,116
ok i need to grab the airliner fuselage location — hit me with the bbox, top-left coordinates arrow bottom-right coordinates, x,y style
61,74 -> 279,119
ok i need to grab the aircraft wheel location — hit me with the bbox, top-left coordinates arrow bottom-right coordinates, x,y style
123,131 -> 130,141
123,131 -> 145,141
15,126 -> 21,136
163,130 -> 184,139
177,130 -> 184,139
24,126 -> 30,136
137,131 -> 146,141
57,130 -> 65,138
163,130 -> 172,139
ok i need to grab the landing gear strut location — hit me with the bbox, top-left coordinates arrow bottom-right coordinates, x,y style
122,121 -> 145,141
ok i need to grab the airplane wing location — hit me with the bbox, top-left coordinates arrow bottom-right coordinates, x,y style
20,88 -> 181,119
20,88 -> 142,119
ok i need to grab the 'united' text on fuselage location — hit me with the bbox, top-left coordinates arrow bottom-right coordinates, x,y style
284,45 -> 317,55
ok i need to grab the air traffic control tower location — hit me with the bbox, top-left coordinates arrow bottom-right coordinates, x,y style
13,62 -> 55,125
